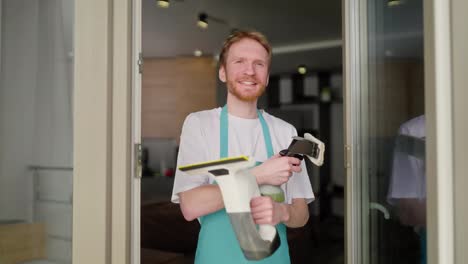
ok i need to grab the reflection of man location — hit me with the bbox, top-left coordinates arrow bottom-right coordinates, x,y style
387,115 -> 426,263
171,30 -> 314,264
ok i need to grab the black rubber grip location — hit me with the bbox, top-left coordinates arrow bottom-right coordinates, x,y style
279,149 -> 304,160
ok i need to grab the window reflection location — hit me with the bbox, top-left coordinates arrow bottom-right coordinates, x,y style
388,115 -> 426,264
365,0 -> 426,263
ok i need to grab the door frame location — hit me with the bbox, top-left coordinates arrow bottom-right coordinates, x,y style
424,0 -> 468,263
131,0 -> 142,263
343,0 -> 369,263
450,0 -> 468,262
73,0 -> 133,263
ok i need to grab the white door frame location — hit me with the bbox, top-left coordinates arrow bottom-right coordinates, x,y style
131,0 -> 142,263
343,0 -> 369,263
424,0 -> 468,263
73,0 -> 133,263
450,0 -> 468,262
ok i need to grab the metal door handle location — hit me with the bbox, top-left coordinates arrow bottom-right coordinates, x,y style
369,202 -> 390,219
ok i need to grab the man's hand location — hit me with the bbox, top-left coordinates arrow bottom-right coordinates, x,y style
250,154 -> 302,185
250,196 -> 289,226
250,197 -> 309,228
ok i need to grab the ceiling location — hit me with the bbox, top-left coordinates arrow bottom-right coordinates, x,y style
142,0 -> 343,74
142,0 -> 423,75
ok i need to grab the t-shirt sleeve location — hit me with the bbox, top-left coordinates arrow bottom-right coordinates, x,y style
387,152 -> 422,204
284,126 -> 315,204
387,124 -> 425,205
171,114 -> 210,203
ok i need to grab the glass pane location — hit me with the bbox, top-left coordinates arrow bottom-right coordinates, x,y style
363,0 -> 425,263
0,0 -> 74,263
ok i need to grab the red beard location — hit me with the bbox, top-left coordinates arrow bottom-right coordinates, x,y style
227,77 -> 266,102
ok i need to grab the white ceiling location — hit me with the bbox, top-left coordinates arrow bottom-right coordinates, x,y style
142,0 -> 343,74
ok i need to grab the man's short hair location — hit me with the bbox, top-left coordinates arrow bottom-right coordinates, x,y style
219,30 -> 272,67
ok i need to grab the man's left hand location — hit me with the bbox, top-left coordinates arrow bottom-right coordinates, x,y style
250,196 -> 290,225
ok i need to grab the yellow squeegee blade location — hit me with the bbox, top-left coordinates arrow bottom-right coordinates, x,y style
178,156 -> 249,172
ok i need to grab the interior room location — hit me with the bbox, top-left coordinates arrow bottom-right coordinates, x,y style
138,1 -> 345,263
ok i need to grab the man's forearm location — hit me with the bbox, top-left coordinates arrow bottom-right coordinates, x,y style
179,184 -> 224,221
280,198 -> 309,228
397,198 -> 426,227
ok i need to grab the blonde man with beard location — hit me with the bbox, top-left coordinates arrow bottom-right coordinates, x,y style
171,30 -> 314,264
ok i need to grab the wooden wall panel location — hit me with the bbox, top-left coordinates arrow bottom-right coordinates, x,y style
142,57 -> 217,139
372,59 -> 425,137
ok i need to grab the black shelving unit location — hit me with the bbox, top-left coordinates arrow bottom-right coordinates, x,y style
265,70 -> 343,220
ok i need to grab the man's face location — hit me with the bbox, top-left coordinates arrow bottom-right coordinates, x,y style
219,38 -> 270,102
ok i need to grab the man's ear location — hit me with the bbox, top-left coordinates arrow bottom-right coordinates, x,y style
266,73 -> 270,87
219,65 -> 226,83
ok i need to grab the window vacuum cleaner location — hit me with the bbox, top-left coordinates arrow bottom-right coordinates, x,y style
178,133 -> 325,260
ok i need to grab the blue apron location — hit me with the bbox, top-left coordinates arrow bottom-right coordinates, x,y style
194,105 -> 290,264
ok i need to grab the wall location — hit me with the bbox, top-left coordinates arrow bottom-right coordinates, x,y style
142,56 -> 217,140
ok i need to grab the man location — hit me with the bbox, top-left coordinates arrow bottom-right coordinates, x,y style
387,115 -> 426,264
171,30 -> 314,263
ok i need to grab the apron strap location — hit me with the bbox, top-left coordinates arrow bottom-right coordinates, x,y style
220,106 -> 229,158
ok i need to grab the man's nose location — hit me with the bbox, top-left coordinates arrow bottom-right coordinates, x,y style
243,62 -> 255,75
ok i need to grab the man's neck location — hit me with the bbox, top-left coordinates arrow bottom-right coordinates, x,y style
226,94 -> 258,119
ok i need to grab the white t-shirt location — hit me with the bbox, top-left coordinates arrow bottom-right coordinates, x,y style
171,107 -> 315,205
387,115 -> 426,205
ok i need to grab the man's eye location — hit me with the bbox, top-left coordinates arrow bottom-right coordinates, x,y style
256,62 -> 265,67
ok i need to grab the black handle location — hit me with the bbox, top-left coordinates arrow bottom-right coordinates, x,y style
279,149 -> 304,161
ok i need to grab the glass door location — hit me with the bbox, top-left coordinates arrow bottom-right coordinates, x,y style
0,0 -> 74,263
345,0 -> 426,263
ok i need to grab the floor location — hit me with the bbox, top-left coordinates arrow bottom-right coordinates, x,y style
141,248 -> 194,264
141,215 -> 345,264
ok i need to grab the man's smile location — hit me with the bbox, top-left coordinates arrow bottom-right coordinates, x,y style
237,79 -> 259,88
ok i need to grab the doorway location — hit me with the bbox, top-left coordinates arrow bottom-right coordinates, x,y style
137,1 -> 344,264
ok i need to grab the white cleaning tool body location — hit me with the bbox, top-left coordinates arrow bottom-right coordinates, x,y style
179,156 -> 280,260
178,134 -> 326,260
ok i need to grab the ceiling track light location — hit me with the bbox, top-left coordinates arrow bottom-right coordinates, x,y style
197,12 -> 230,30
197,13 -> 209,29
157,0 -> 170,8
297,65 -> 307,75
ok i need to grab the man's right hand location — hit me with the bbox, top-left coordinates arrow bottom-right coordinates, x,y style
250,154 -> 302,186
